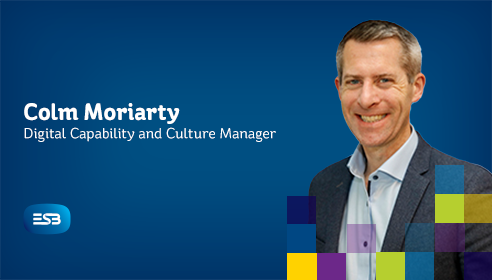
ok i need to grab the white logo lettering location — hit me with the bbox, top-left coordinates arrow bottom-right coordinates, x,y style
33,213 -> 61,225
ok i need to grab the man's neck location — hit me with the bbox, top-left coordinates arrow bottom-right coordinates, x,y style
362,126 -> 412,187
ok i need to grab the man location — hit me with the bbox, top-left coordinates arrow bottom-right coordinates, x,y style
309,20 -> 492,280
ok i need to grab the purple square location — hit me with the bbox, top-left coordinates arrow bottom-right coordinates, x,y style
317,253 -> 346,280
347,224 -> 376,253
435,223 -> 465,252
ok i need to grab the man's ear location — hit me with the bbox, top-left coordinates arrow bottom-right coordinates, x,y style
335,77 -> 342,101
412,73 -> 425,103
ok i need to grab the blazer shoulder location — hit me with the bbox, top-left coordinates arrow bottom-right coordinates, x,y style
309,157 -> 351,196
429,147 -> 492,194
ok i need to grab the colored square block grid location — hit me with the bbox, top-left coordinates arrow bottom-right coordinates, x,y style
435,194 -> 464,223
435,165 -> 464,194
405,252 -> 434,280
376,252 -> 405,280
347,224 -> 376,253
464,252 -> 492,279
405,223 -> 434,252
287,196 -> 316,224
287,253 -> 317,280
465,194 -> 492,223
317,253 -> 346,280
287,224 -> 316,253
435,223 -> 465,252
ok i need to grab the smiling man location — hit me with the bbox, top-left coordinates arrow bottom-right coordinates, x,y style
310,20 -> 492,280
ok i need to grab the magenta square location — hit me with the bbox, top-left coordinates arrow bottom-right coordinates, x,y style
435,223 -> 465,252
317,253 -> 346,280
347,224 -> 376,253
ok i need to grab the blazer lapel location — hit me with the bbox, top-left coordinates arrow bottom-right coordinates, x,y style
323,167 -> 353,252
381,134 -> 431,252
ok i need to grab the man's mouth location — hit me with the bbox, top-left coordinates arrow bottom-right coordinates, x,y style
360,114 -> 387,123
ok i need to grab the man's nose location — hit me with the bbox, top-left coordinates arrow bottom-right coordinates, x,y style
358,82 -> 381,109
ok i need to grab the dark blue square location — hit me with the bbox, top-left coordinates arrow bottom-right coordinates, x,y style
464,252 -> 492,279
287,224 -> 316,253
287,196 -> 316,224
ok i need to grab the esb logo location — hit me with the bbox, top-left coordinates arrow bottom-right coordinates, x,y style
24,204 -> 70,234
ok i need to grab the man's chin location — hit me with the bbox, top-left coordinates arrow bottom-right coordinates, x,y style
357,137 -> 388,150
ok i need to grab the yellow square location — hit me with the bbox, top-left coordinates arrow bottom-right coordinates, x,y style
465,194 -> 492,223
435,194 -> 464,223
287,253 -> 317,280
376,252 -> 405,280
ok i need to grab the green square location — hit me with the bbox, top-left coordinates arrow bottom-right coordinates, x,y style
376,252 -> 405,280
435,194 -> 464,223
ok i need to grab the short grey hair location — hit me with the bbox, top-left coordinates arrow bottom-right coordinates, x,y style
336,20 -> 422,83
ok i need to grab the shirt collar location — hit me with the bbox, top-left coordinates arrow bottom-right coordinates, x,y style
347,125 -> 419,181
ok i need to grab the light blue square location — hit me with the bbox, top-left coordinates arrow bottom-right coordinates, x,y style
435,165 -> 464,194
405,252 -> 434,280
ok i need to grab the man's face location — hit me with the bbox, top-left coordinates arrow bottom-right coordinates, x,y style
335,38 -> 424,152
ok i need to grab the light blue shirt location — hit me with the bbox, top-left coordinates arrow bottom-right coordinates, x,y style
338,126 -> 419,280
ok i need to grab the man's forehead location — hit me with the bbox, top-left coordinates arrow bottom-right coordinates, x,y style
342,38 -> 405,78
343,38 -> 403,58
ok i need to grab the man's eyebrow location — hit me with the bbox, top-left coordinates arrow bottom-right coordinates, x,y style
342,74 -> 362,80
375,73 -> 396,79
343,73 -> 397,80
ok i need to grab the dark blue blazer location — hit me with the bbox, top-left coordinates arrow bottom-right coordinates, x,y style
309,133 -> 492,280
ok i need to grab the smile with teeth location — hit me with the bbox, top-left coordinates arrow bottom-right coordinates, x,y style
360,114 -> 387,123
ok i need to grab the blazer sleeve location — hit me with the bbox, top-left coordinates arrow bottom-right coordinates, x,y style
460,164 -> 492,279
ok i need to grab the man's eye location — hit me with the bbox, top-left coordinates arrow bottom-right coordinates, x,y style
379,78 -> 389,83
349,80 -> 360,85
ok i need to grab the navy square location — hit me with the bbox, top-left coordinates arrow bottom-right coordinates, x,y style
465,252 -> 492,279
287,196 -> 316,224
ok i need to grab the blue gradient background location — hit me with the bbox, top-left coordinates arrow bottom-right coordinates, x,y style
1,1 -> 490,279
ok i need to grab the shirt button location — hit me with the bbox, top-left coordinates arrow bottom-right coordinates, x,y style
363,241 -> 368,247
373,175 -> 379,180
